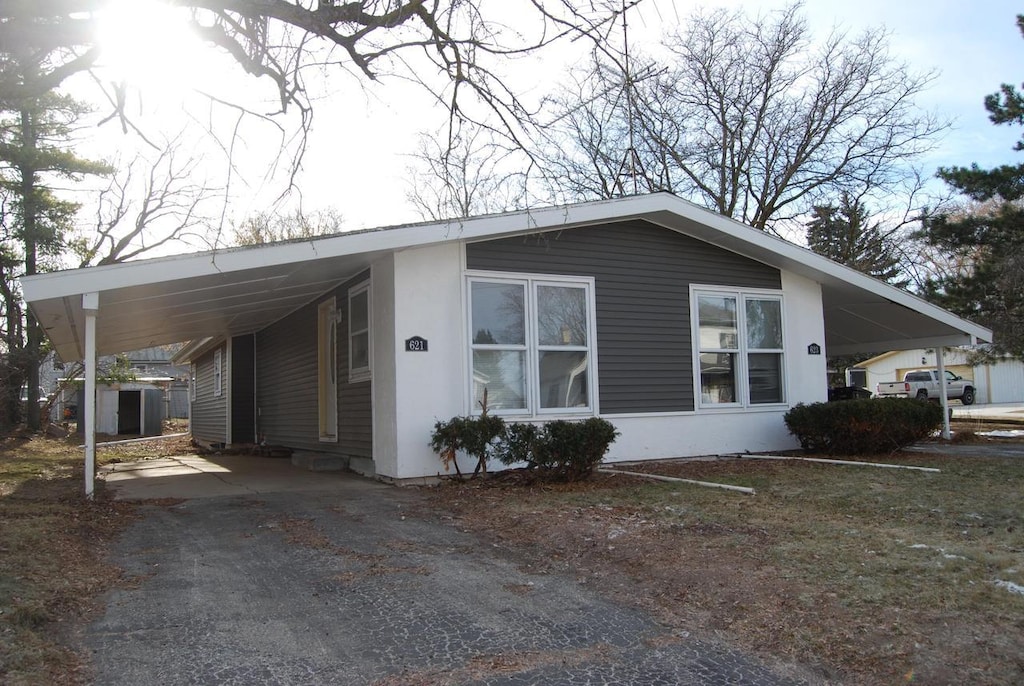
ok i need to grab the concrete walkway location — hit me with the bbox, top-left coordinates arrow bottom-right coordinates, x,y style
86,459 -> 812,685
99,454 -> 355,500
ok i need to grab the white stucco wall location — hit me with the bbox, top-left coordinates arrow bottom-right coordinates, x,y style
782,271 -> 830,405
388,243 -> 468,479
370,254 -> 399,478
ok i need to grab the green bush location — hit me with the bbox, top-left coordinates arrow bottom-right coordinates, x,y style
784,398 -> 944,455
429,413 -> 505,476
497,417 -> 619,482
432,415 -> 619,481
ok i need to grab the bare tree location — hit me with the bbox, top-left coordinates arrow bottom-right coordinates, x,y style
406,124 -> 527,220
0,2 -> 622,149
231,206 -> 343,245
71,136 -> 223,266
541,2 -> 947,232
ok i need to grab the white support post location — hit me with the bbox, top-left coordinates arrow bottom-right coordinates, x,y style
936,347 -> 951,440
83,292 -> 99,498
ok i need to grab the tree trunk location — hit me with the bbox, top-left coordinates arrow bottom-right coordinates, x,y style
20,104 -> 41,431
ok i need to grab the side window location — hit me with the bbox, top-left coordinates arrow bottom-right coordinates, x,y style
213,349 -> 223,398
348,281 -> 371,383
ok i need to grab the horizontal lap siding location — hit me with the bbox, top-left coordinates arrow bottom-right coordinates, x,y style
192,346 -> 227,443
466,221 -> 781,413
255,270 -> 372,458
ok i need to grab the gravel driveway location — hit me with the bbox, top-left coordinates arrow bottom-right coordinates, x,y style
85,468 -> 811,685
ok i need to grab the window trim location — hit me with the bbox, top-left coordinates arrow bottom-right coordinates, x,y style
691,286 -> 787,409
212,349 -> 223,398
348,280 -> 372,383
466,271 -> 598,418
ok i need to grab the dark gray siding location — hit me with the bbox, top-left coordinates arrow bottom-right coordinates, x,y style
191,346 -> 227,443
230,334 -> 256,444
255,270 -> 372,457
466,220 -> 781,413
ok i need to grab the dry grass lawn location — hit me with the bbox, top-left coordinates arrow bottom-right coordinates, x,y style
433,447 -> 1024,685
0,429 -> 190,685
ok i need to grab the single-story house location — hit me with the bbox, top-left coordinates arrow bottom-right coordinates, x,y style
856,348 -> 1024,404
21,193 -> 991,488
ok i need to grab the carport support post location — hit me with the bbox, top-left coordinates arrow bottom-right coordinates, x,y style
83,292 -> 98,498
936,347 -> 951,440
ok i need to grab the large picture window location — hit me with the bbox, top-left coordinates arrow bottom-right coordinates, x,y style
469,275 -> 594,416
695,289 -> 785,407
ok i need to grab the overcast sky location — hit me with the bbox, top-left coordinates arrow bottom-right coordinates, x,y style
81,1 -> 1024,236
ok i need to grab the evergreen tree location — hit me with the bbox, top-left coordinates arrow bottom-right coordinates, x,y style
920,15 -> 1024,359
805,193 -> 908,287
0,52 -> 111,429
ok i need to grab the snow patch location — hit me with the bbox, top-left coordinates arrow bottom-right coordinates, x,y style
994,579 -> 1024,595
978,430 -> 1024,438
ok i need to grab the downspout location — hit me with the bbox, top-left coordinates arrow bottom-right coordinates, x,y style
83,292 -> 99,498
936,347 -> 951,440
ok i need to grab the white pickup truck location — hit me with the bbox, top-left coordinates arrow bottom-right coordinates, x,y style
876,369 -> 976,405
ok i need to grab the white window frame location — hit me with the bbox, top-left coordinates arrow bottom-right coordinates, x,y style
691,286 -> 787,409
348,280 -> 372,383
466,271 -> 597,418
213,349 -> 223,398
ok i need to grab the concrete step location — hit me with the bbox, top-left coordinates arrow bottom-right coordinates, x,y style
291,451 -> 349,472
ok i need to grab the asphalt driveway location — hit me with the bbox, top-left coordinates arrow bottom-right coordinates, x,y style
85,460 -> 811,685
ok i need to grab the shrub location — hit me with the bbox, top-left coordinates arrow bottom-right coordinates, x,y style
429,413 -> 505,476
784,398 -> 943,455
433,415 -> 620,481
498,417 -> 619,482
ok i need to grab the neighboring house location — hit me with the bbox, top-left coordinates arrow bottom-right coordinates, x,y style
49,345 -> 191,424
21,194 -> 990,482
857,348 -> 1024,405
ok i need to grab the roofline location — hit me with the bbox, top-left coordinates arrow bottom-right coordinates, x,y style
21,192 -> 992,345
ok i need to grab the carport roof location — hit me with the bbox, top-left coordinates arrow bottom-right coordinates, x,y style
22,192 -> 991,361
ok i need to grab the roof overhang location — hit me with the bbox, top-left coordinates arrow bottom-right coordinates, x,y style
22,193 -> 991,362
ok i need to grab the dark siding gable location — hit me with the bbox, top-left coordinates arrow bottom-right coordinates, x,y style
192,345 -> 227,443
466,220 -> 781,413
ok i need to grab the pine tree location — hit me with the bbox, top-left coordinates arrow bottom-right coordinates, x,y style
0,55 -> 111,429
920,15 -> 1024,359
805,193 -> 907,287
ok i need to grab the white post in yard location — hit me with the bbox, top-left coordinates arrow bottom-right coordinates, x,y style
936,346 -> 951,440
83,292 -> 99,498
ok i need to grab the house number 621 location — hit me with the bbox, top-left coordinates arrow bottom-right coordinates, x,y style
405,336 -> 428,352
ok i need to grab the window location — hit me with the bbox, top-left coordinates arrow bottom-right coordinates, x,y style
469,275 -> 594,416
348,282 -> 371,382
318,298 -> 338,441
213,349 -> 223,398
695,289 -> 784,407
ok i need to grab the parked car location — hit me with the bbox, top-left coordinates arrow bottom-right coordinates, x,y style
876,369 -> 976,405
